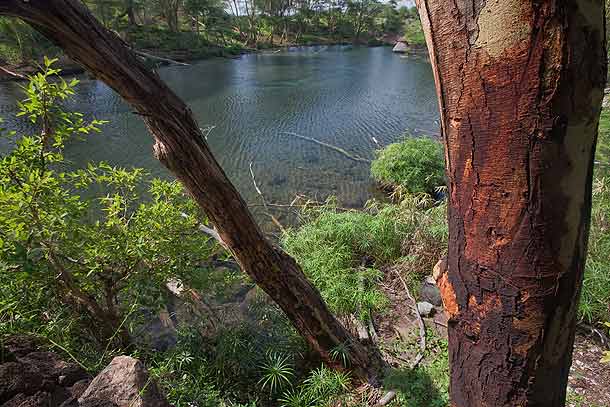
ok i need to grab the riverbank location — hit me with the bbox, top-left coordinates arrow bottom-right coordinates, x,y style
0,38 -> 422,82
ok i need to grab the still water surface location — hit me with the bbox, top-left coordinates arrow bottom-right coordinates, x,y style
0,45 -> 438,223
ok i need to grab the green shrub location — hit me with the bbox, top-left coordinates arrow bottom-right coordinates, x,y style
282,196 -> 447,320
0,60 -> 219,365
371,137 -> 445,196
403,18 -> 426,46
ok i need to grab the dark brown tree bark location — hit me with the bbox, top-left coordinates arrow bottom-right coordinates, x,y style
0,0 -> 382,382
416,0 -> 606,406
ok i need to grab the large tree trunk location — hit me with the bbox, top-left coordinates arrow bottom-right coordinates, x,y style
416,0 -> 606,406
0,0 -> 383,382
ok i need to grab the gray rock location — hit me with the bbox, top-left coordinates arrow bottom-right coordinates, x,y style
417,302 -> 435,318
78,356 -> 170,407
420,278 -> 443,307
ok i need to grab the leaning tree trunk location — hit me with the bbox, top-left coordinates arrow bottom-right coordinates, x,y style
416,0 -> 606,406
0,0 -> 383,382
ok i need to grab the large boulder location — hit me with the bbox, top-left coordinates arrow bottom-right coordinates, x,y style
78,356 -> 170,407
1,335 -> 41,360
3,391 -> 54,407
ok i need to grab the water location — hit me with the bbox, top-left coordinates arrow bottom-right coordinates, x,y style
0,45 -> 439,226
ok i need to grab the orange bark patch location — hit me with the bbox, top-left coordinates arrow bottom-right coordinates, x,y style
436,272 -> 458,318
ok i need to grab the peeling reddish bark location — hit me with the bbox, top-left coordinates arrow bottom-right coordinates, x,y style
417,0 -> 607,405
0,0 -> 383,382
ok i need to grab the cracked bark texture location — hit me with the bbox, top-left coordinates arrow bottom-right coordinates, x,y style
0,0 -> 383,382
417,0 -> 606,406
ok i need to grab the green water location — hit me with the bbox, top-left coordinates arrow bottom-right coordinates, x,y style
0,45 -> 438,225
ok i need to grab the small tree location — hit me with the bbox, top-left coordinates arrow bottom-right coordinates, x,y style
0,60 -> 218,348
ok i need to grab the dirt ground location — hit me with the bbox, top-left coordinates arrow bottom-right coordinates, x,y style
372,266 -> 610,406
568,331 -> 610,407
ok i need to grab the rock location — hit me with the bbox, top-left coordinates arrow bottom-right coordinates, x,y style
420,277 -> 443,307
1,335 -> 41,359
78,356 -> 170,407
69,379 -> 91,398
4,391 -> 53,407
417,302 -> 435,318
0,361 -> 43,403
59,379 -> 92,407
392,41 -> 409,53
19,351 -> 88,388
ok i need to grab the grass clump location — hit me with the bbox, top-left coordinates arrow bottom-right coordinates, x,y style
580,175 -> 610,324
282,196 -> 447,320
282,202 -> 402,320
371,137 -> 445,196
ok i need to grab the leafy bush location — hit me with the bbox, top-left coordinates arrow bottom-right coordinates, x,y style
371,137 -> 445,196
403,18 -> 426,46
0,60 -> 219,360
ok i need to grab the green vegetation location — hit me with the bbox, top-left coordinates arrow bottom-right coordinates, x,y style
0,59 -> 222,364
283,195 -> 447,320
402,18 -> 425,46
371,137 -> 445,196
579,106 -> 610,324
384,333 -> 449,407
0,1 -> 425,71
2,64 -> 609,406
0,18 -> 56,65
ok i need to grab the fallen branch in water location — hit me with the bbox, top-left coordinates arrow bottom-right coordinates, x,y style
394,269 -> 426,369
0,66 -> 27,79
282,131 -> 371,163
134,50 -> 190,66
249,162 -> 287,234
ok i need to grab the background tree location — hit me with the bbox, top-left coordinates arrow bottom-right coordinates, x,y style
416,0 -> 606,405
346,0 -> 381,44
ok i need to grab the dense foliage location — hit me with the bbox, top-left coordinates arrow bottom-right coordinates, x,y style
0,1 -> 424,67
371,137 -> 445,196
0,60 -> 221,362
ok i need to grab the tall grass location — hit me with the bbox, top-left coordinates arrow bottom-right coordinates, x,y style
282,196 -> 447,320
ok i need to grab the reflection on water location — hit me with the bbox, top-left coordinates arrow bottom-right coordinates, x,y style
0,45 -> 439,226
